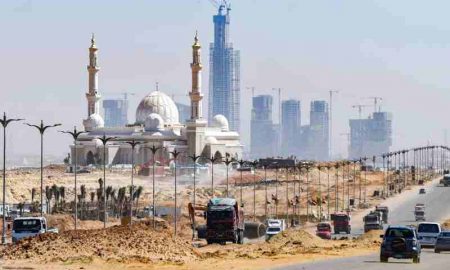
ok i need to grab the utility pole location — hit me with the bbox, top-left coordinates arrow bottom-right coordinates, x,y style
329,90 -> 339,159
367,97 -> 383,113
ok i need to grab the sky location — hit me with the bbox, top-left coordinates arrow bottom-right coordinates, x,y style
2,0 -> 450,161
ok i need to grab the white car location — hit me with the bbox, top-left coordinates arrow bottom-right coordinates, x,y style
12,217 -> 58,243
417,222 -> 441,248
265,219 -> 286,239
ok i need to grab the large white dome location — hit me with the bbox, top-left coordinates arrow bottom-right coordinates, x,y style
84,113 -> 104,130
136,91 -> 179,125
212,114 -> 229,131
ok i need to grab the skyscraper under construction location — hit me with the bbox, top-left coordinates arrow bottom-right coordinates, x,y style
208,2 -> 240,132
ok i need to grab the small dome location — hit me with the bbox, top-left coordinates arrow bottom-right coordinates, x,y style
212,114 -> 229,131
144,113 -> 164,131
205,136 -> 218,144
136,91 -> 179,125
92,138 -> 103,148
85,113 -> 104,130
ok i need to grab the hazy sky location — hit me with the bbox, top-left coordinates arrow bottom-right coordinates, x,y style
2,0 -> 450,160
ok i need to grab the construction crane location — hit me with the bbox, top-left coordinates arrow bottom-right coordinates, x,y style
208,0 -> 229,10
351,104 -> 370,119
366,97 -> 383,113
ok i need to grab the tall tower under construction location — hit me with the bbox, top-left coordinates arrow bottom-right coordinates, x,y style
208,2 -> 241,132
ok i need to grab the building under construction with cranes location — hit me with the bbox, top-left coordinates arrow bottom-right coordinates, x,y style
349,111 -> 393,159
208,0 -> 241,132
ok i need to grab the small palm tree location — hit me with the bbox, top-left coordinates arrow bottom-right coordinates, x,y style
45,186 -> 53,214
18,202 -> 24,216
51,184 -> 59,212
31,188 -> 36,203
80,185 -> 87,219
134,186 -> 144,214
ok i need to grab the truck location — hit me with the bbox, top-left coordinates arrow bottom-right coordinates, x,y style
331,212 -> 351,234
414,204 -> 426,221
12,217 -> 58,243
265,219 -> 286,240
189,198 -> 244,244
375,206 -> 389,224
442,174 -> 450,187
363,211 -> 383,232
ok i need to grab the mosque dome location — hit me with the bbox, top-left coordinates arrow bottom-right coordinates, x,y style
85,113 -> 104,129
92,138 -> 103,148
144,113 -> 165,131
212,114 -> 229,132
205,136 -> 218,144
136,91 -> 179,125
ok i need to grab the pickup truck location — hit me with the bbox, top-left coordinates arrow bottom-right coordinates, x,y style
12,217 -> 58,243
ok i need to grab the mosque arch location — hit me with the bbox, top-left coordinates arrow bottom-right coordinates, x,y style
86,151 -> 95,165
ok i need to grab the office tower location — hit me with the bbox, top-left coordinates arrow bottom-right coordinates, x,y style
251,95 -> 278,158
281,99 -> 301,156
306,100 -> 329,160
349,112 -> 392,159
208,3 -> 240,132
103,99 -> 128,127
176,102 -> 190,124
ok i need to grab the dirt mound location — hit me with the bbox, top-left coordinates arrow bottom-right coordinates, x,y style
268,228 -> 326,248
2,221 -> 199,264
443,219 -> 450,229
354,230 -> 383,247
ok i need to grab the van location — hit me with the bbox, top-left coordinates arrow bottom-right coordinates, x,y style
417,222 -> 441,248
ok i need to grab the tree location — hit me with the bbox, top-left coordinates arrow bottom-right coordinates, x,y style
51,184 -> 60,212
45,186 -> 53,214
59,186 -> 65,211
80,185 -> 87,219
18,202 -> 24,216
31,188 -> 36,204
134,186 -> 144,214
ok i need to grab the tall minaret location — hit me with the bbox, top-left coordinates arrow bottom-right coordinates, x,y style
86,34 -> 101,117
189,31 -> 203,120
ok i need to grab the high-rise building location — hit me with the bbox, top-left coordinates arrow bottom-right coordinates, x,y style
175,102 -> 190,124
208,3 -> 240,132
103,99 -> 128,127
305,100 -> 329,160
281,99 -> 301,156
349,111 -> 392,159
251,95 -> 278,158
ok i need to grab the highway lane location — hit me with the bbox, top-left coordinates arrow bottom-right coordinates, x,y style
274,177 -> 450,269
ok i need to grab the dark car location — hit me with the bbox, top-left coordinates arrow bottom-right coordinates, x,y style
435,231 -> 450,253
380,226 -> 421,263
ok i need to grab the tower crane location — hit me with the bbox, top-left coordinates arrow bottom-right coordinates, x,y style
366,97 -> 383,113
351,104 -> 370,119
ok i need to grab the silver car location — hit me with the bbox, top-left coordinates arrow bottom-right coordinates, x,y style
435,231 -> 450,253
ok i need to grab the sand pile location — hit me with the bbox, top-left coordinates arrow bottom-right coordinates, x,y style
2,221 -> 199,264
442,219 -> 450,229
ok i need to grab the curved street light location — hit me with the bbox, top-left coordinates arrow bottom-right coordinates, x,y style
59,126 -> 86,231
1,113 -> 23,244
25,120 -> 61,217
250,160 -> 258,221
237,159 -> 246,204
169,149 -> 181,236
188,154 -> 202,240
207,155 -> 220,197
223,155 -> 233,197
144,145 -> 161,229
125,140 -> 141,227
97,134 -> 116,228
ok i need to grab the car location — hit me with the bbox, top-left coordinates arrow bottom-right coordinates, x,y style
419,188 -> 426,194
435,231 -> 450,253
380,226 -> 421,263
417,222 -> 441,248
316,222 -> 332,240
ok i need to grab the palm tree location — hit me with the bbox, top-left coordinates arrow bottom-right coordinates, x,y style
134,186 -> 144,214
59,186 -> 65,210
18,202 -> 24,216
80,185 -> 87,219
45,186 -> 53,214
117,187 -> 126,217
31,188 -> 36,203
51,184 -> 60,212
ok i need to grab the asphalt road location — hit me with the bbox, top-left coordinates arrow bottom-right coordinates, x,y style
274,177 -> 450,269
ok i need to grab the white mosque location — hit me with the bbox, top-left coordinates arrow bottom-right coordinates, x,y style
71,34 -> 242,171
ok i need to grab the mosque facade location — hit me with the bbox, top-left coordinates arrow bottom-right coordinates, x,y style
70,34 -> 242,170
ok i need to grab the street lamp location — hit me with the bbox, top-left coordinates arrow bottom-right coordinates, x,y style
251,160 -> 258,221
145,145 -> 160,229
125,140 -> 141,227
169,149 -> 181,236
207,155 -> 220,197
223,155 -> 233,197
188,154 -> 202,240
60,126 -> 86,231
97,134 -> 116,228
326,164 -> 332,219
238,159 -> 246,204
317,165 -> 322,221
1,112 -> 23,244
334,162 -> 340,213
361,157 -> 368,204
25,120 -> 61,217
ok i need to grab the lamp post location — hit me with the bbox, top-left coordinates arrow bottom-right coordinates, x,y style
263,164 -> 268,219
60,127 -> 86,231
97,134 -> 116,228
382,154 -> 386,196
361,157 -> 368,204
1,113 -> 23,244
25,120 -> 61,217
275,164 -> 279,219
169,149 -> 181,236
188,154 -> 202,240
207,155 -> 220,197
334,162 -> 340,213
317,165 -> 322,221
146,145 -> 160,229
285,166 -> 289,222
125,140 -> 141,227
224,155 -> 233,197
251,160 -> 258,221
326,164 -> 331,219
304,162 -> 312,221
238,159 -> 246,205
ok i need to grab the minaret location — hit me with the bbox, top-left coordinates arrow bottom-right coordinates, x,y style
86,34 -> 101,117
186,32 -> 207,157
189,31 -> 203,120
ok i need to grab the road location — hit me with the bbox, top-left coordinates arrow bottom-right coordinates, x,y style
274,177 -> 450,269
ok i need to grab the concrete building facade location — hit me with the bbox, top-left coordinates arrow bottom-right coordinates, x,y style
251,95 -> 278,158
281,99 -> 301,156
103,99 -> 128,127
